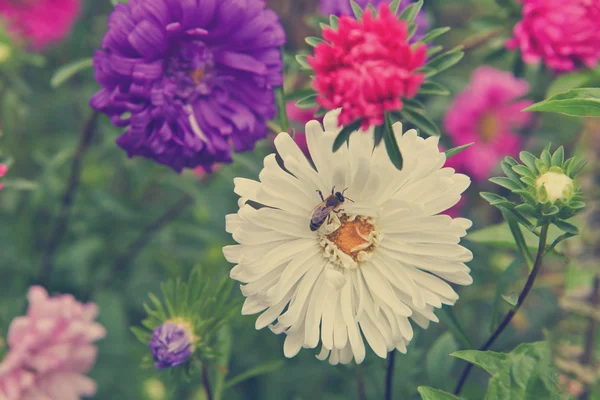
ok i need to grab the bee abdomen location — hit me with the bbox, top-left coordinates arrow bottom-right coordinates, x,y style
310,221 -> 321,231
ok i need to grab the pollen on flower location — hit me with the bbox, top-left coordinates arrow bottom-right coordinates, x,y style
319,214 -> 382,269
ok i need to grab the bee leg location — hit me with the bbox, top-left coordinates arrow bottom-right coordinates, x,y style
331,186 -> 335,195
333,209 -> 342,214
316,190 -> 324,201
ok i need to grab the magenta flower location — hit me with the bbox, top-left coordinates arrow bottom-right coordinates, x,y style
319,0 -> 429,41
90,0 -> 286,173
0,163 -> 7,190
0,0 -> 80,49
443,66 -> 532,182
506,0 -> 600,72
0,286 -> 106,400
310,4 -> 426,130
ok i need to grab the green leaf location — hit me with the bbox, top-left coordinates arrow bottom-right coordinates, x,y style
295,54 -> 312,70
452,342 -> 561,400
420,81 -> 450,96
466,222 -> 567,253
490,259 -> 524,332
445,143 -> 473,158
424,47 -> 465,78
552,220 -> 579,235
546,70 -> 598,98
275,86 -> 289,133
519,151 -> 538,173
329,15 -> 339,30
384,115 -> 403,170
550,146 -> 564,167
285,87 -> 315,101
213,327 -> 233,400
438,307 -> 473,349
398,0 -> 423,24
399,109 -> 441,136
489,177 -> 522,191
350,0 -> 363,19
501,292 -> 519,307
50,58 -> 93,88
418,387 -> 463,400
305,36 -> 324,47
295,94 -> 318,109
420,27 -> 451,44
426,332 -> 458,391
523,88 -> 600,117
389,0 -> 401,14
0,179 -> 38,191
224,360 -> 284,389
426,45 -> 444,58
373,124 -> 385,148
332,119 -> 362,152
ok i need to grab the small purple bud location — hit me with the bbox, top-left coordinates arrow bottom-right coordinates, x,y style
149,321 -> 194,369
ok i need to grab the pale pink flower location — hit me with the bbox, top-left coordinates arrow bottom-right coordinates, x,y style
506,0 -> 600,72
0,286 -> 106,400
193,164 -> 223,181
0,0 -> 80,49
443,66 -> 532,182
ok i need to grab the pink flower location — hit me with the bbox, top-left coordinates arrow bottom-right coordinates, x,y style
0,0 -> 80,49
0,286 -> 106,400
194,164 -> 223,181
309,3 -> 426,130
0,163 -> 7,190
444,66 -> 532,182
506,0 -> 600,72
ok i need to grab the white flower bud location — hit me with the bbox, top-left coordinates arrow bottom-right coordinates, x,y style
536,171 -> 573,203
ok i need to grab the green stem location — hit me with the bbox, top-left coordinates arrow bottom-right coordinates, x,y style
505,212 -> 535,271
275,86 -> 290,136
453,224 -> 550,395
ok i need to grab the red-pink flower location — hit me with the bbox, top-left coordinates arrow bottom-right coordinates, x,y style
444,66 -> 532,182
309,3 -> 426,130
0,0 -> 80,49
506,0 -> 600,72
0,286 -> 106,400
0,163 -> 7,190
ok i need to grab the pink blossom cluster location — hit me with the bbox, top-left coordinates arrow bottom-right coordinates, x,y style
507,0 -> 600,72
0,164 -> 7,190
309,4 -> 426,129
0,0 -> 80,49
0,286 -> 105,400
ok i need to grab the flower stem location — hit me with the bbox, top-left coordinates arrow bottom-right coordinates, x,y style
39,111 -> 99,287
201,364 -> 214,400
453,224 -> 550,395
578,273 -> 600,400
106,194 -> 194,286
385,351 -> 396,400
275,86 -> 290,135
505,213 -> 535,271
461,27 -> 506,51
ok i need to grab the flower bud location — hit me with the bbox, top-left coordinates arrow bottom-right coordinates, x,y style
149,321 -> 195,369
536,170 -> 574,203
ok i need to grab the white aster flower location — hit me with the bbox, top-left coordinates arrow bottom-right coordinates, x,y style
223,110 -> 473,365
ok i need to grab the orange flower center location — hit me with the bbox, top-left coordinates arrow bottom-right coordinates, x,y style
478,113 -> 499,143
190,68 -> 205,85
326,215 -> 376,262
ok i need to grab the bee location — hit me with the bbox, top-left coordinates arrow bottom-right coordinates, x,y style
310,187 -> 353,231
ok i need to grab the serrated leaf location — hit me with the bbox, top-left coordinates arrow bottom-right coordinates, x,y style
438,307 -> 473,349
50,58 -> 93,88
295,94 -> 318,109
418,387 -> 463,400
524,88 -> 600,117
398,0 -> 423,23
445,143 -> 473,158
384,116 -> 403,170
420,80 -> 450,96
501,292 -> 519,307
426,332 -> 458,391
489,177 -> 522,191
305,36 -> 324,47
399,109 -> 441,136
350,0 -> 363,19
420,27 -> 451,43
332,119 -> 362,152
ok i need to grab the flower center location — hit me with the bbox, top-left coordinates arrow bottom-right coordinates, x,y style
478,112 -> 499,143
165,41 -> 213,99
319,214 -> 381,269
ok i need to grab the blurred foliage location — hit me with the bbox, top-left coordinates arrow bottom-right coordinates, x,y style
0,0 -> 598,399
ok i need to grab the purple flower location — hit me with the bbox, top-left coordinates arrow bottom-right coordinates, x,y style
319,0 -> 429,41
149,321 -> 194,369
90,0 -> 286,172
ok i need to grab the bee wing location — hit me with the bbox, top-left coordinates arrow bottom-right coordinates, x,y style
311,205 -> 335,224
